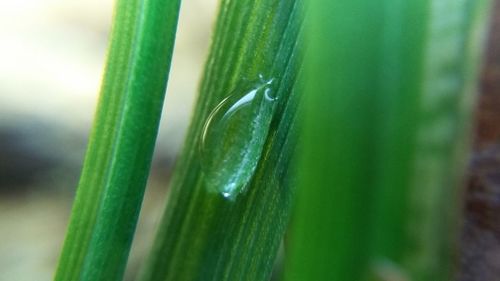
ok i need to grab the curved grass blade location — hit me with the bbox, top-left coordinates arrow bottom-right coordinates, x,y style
53,0 -> 181,280
285,0 -> 492,280
139,1 -> 304,280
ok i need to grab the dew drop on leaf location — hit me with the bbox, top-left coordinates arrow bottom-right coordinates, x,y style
200,75 -> 277,200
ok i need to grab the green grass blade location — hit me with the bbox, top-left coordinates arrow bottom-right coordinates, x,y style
285,0 -> 491,281
139,1 -> 303,280
54,0 -> 181,280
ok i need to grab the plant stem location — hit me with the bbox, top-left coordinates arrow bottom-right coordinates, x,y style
139,1 -> 304,280
54,0 -> 181,280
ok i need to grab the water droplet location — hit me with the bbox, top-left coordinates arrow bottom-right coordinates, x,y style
200,75 -> 277,200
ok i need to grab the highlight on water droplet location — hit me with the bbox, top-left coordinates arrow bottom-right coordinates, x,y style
200,74 -> 277,200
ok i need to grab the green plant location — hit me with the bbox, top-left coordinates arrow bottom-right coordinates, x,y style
54,0 -> 181,280
54,0 -> 493,280
285,0 -> 492,281
139,0 -> 303,280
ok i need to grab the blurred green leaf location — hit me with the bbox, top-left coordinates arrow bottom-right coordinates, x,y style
54,0 -> 181,280
285,1 -> 491,281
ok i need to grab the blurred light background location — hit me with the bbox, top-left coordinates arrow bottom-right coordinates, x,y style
0,0 -> 217,280
0,0 -> 498,281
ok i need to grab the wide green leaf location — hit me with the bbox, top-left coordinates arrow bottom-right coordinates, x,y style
285,0 -> 492,280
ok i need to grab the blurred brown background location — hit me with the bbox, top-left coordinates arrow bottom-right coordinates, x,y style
459,1 -> 500,280
0,1 -> 498,281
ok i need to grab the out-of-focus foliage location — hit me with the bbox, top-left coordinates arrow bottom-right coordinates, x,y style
285,1 -> 492,281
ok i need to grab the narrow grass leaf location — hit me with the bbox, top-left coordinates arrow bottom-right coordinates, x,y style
54,0 -> 181,280
139,1 -> 304,280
